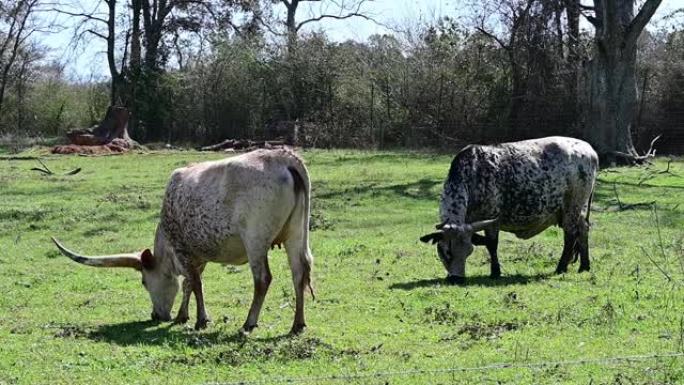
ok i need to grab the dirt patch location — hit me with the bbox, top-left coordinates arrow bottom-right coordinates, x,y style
46,323 -> 90,339
457,321 -> 518,340
310,209 -> 335,231
168,336 -> 338,367
423,303 -> 460,325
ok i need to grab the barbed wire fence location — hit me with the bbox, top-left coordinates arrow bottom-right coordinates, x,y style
203,351 -> 684,385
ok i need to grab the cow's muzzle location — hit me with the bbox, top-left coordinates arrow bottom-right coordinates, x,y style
151,311 -> 172,322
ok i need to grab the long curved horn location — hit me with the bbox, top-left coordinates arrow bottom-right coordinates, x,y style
420,231 -> 442,244
420,224 -> 462,244
469,218 -> 498,233
51,237 -> 142,270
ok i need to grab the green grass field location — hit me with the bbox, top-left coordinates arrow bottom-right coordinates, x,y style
0,150 -> 683,385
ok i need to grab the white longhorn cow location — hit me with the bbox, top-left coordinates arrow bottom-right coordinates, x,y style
53,148 -> 314,334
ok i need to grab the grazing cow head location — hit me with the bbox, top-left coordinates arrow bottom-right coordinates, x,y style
420,219 -> 497,284
51,237 -> 179,321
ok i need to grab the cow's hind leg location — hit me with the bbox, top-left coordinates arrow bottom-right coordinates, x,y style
284,237 -> 312,335
577,219 -> 590,273
241,251 -> 273,334
175,263 -> 206,324
555,223 -> 578,274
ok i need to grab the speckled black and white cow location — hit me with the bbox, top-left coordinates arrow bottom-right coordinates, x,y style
420,136 -> 598,284
52,148 -> 314,335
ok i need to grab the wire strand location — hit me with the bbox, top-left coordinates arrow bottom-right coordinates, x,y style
203,351 -> 684,385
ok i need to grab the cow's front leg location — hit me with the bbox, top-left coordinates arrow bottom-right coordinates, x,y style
174,278 -> 192,324
241,256 -> 272,334
176,263 -> 205,325
484,229 -> 501,278
187,266 -> 210,330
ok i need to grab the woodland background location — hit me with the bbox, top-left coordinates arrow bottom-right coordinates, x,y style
0,0 -> 682,155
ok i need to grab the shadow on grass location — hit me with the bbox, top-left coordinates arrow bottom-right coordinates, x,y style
389,273 -> 551,290
88,320 -> 292,347
310,152 -> 446,167
87,320 -> 338,365
316,178 -> 441,201
596,178 -> 684,190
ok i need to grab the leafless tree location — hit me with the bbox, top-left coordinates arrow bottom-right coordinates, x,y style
0,0 -> 41,115
473,0 -> 535,137
54,0 -> 127,105
467,0 -> 598,142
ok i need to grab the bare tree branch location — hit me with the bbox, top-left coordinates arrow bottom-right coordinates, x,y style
296,11 -> 372,31
294,0 -> 394,34
51,8 -> 108,24
475,26 -> 510,51
625,0 -> 663,48
85,28 -> 107,40
0,0 -> 38,115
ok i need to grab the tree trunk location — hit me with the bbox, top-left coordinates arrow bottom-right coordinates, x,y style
0,0 -> 32,116
65,106 -> 134,145
129,0 -> 142,134
509,53 -> 525,140
285,0 -> 299,54
141,0 -> 172,72
583,0 -> 662,163
53,106 -> 139,154
566,0 -> 581,125
16,54 -> 30,131
584,50 -> 638,156
105,0 -> 123,105
131,0 -> 142,70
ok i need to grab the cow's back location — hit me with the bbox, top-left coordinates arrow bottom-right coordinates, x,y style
447,137 -> 598,238
160,149 -> 302,258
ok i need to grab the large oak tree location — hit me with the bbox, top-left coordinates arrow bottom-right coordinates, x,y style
582,0 -> 662,163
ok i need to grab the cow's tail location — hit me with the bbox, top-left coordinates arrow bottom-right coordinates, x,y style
287,162 -> 315,300
585,189 -> 593,224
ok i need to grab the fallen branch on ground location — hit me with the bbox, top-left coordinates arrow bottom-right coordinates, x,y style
0,156 -> 41,161
610,134 -> 661,165
199,138 -> 287,152
30,159 -> 53,175
30,159 -> 81,176
609,182 -> 655,211
659,158 -> 676,174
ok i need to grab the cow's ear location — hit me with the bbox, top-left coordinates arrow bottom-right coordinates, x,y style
420,232 -> 443,244
140,249 -> 155,270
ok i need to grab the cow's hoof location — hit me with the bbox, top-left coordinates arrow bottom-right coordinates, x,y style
290,323 -> 307,335
446,275 -> 466,285
578,265 -> 590,273
174,314 -> 189,324
194,318 -> 210,330
490,269 -> 501,279
555,267 -> 568,274
240,323 -> 257,335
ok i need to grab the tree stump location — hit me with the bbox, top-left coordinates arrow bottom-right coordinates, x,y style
53,106 -> 139,155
